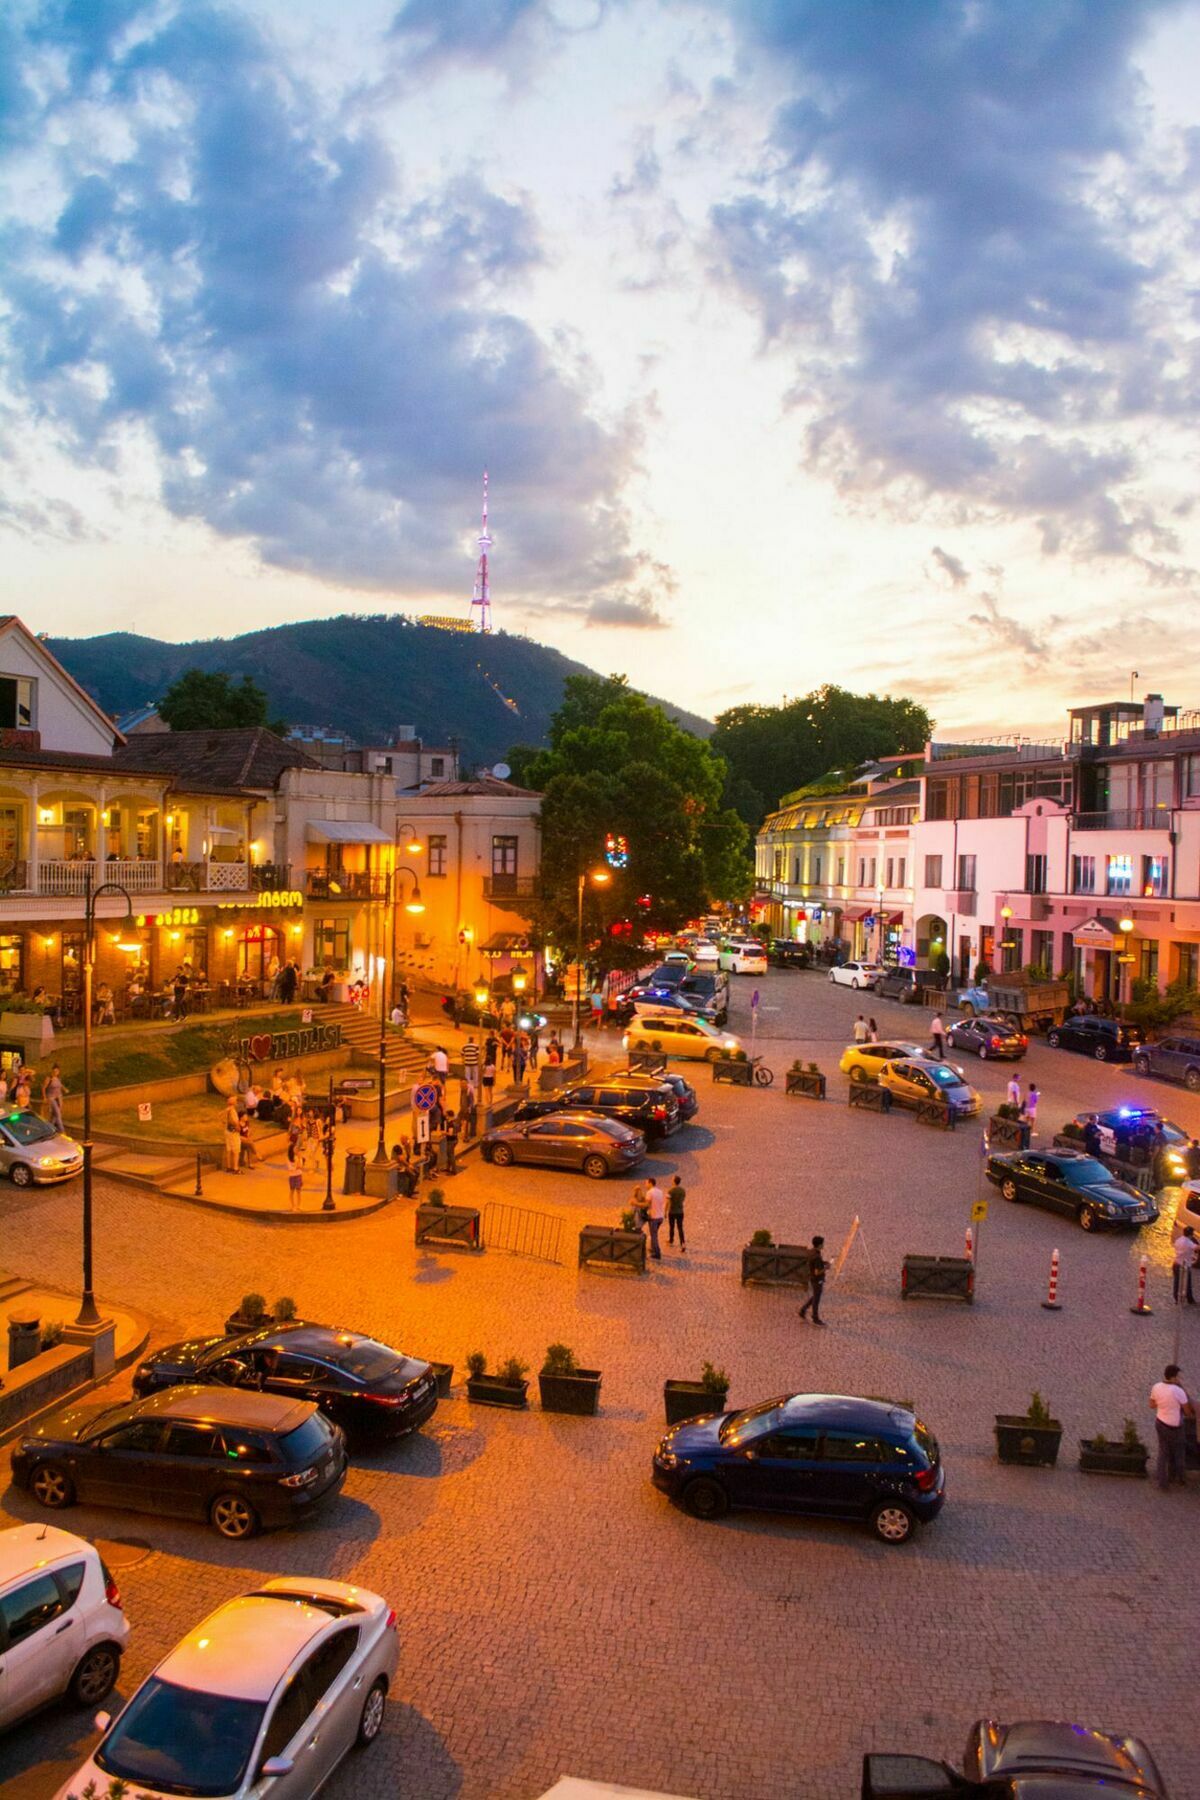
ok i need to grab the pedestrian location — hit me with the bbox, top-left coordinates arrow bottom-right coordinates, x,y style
224,1102 -> 242,1174
867,1017 -> 879,1042
645,1179 -> 666,1259
667,1173 -> 687,1251
929,1013 -> 945,1058
546,1032 -> 563,1066
461,1034 -> 480,1092
237,1114 -> 258,1168
1149,1363 -> 1192,1491
1187,1137 -> 1200,1181
431,1045 -> 450,1080
499,1023 -> 515,1071
630,1180 -> 648,1230
285,1141 -> 303,1212
481,1053 -> 496,1104
500,996 -> 516,1029
172,967 -> 189,1021
41,1064 -> 67,1132
852,1014 -> 868,1044
512,1036 -> 527,1085
442,1111 -> 459,1176
14,1068 -> 32,1110
1023,1083 -> 1040,1131
1006,1073 -> 1022,1110
1172,1226 -> 1197,1305
484,1031 -> 498,1072
527,1023 -> 541,1067
278,960 -> 298,1004
798,1235 -> 827,1325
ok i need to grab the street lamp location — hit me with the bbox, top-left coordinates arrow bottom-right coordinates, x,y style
78,877 -> 139,1326
397,823 -> 423,858
374,865 -> 424,1165
573,866 -> 611,1050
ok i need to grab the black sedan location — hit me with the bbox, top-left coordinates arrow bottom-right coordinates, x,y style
986,1148 -> 1159,1231
133,1323 -> 438,1441
863,1716 -> 1167,1798
511,1078 -> 681,1140
946,1016 -> 1028,1060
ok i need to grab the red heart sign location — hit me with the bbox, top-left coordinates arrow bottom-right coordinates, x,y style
249,1033 -> 273,1062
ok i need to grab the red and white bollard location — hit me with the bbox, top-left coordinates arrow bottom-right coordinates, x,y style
1130,1253 -> 1153,1316
965,1225 -> 974,1262
1041,1246 -> 1061,1310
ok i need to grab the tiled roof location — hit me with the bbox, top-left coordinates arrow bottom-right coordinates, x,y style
113,727 -> 321,789
412,776 -> 541,798
0,747 -> 140,776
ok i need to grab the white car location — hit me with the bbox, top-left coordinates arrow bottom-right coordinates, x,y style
1177,1183 -> 1200,1233
718,941 -> 768,974
689,940 -> 719,964
623,1012 -> 744,1063
0,1523 -> 129,1730
57,1576 -> 398,1800
829,960 -> 883,990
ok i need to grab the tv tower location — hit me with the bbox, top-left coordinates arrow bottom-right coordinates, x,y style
469,470 -> 492,633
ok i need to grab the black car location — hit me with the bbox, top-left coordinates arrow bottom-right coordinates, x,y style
875,967 -> 922,1004
11,1386 -> 346,1540
1046,1014 -> 1140,1062
132,1323 -> 438,1441
769,940 -> 811,969
614,1067 -> 699,1121
646,963 -> 687,989
512,1077 -> 681,1140
1055,1108 -> 1191,1189
1133,1032 -> 1200,1092
946,1016 -> 1028,1060
652,1393 -> 944,1545
863,1716 -> 1168,1799
678,971 -> 729,1022
985,1147 -> 1158,1230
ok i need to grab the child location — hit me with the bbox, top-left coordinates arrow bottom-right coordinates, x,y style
285,1142 -> 303,1212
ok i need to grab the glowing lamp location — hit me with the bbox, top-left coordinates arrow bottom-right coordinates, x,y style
474,984 -> 489,1006
1119,916 -> 1134,934
404,885 -> 425,914
42,935 -> 54,949
512,971 -> 527,992
223,928 -> 234,940
404,836 -> 422,855
170,931 -> 181,942
116,932 -> 141,954
591,868 -> 611,885
1000,904 -> 1013,920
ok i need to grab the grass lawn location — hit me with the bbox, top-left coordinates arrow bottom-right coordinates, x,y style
97,1095 -> 284,1144
48,1010 -> 307,1094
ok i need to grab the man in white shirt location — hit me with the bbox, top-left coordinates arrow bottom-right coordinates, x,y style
431,1046 -> 450,1079
852,1015 -> 868,1044
929,1013 -> 945,1057
1006,1074 -> 1021,1110
1172,1226 -> 1197,1305
645,1180 -> 667,1261
1149,1363 -> 1193,1491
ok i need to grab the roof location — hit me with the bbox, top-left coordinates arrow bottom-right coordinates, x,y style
0,617 -> 125,746
414,775 -> 540,798
159,1593 -> 335,1700
134,1384 -> 313,1431
306,820 -> 391,844
113,727 -> 321,789
779,1392 -> 915,1426
0,747 -> 149,777
0,1522 -> 96,1585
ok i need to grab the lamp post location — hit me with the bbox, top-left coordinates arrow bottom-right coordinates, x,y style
323,1074 -> 336,1211
1117,915 -> 1135,1013
373,865 -> 424,1165
78,877 -> 139,1326
572,866 -> 611,1051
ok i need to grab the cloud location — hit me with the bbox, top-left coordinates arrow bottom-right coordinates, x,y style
966,592 -> 1053,664
584,594 -> 668,629
930,545 -> 968,587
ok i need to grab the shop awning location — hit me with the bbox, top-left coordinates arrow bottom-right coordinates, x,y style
886,912 -> 904,925
1071,914 -> 1123,950
306,821 -> 391,845
480,931 -> 531,954
841,906 -> 870,922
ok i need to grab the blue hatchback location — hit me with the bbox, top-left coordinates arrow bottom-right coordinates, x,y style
652,1393 -> 945,1544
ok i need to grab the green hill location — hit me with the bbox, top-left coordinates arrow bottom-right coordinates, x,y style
48,614 -> 712,767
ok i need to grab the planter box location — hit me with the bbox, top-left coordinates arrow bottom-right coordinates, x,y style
785,1070 -> 826,1099
466,1375 -> 528,1409
1,1011 -> 54,1051
415,1203 -> 482,1251
994,1415 -> 1063,1467
664,1379 -> 729,1426
712,1057 -> 753,1086
848,1080 -> 892,1113
916,1099 -> 955,1130
538,1369 -> 602,1415
901,1255 -> 975,1303
578,1224 -> 647,1275
628,1049 -> 667,1075
429,1361 -> 454,1398
987,1114 -> 1030,1152
740,1243 -> 812,1288
1078,1439 -> 1148,1477
223,1310 -> 272,1337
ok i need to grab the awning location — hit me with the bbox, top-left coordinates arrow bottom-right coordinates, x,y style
842,906 -> 870,922
886,912 -> 904,926
1071,914 -> 1123,950
306,821 -> 391,845
480,931 -> 531,954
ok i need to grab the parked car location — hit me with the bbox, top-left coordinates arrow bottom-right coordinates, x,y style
12,1387 -> 348,1540
718,940 -> 768,974
769,939 -> 812,969
512,1078 -> 681,1141
623,1012 -> 744,1063
0,1111 -> 83,1187
829,961 -> 883,990
56,1576 -> 398,1800
628,988 -> 720,1022
0,1524 -> 128,1730
689,940 -> 719,965
481,1111 -> 645,1179
678,970 -> 729,1021
614,1067 -> 699,1121
1055,1108 -> 1190,1188
652,1393 -> 944,1544
946,1016 -> 1028,1060
839,1041 -> 931,1082
133,1324 -> 437,1443
646,963 -> 688,988
986,1147 -> 1158,1231
1046,1014 -> 1140,1062
874,966 -> 922,1003
877,1059 -> 981,1116
862,1717 -> 1168,1799
1133,1032 -> 1200,1092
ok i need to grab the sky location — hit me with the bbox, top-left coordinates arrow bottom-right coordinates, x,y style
3,0 -> 1200,738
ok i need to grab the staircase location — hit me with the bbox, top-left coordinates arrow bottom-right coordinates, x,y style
323,1003 -> 431,1088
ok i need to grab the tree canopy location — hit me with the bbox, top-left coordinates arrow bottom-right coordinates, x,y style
712,685 -> 933,826
158,669 -> 287,736
510,674 -> 750,968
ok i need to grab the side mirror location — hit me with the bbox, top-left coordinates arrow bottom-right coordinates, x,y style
262,1758 -> 295,1779
94,1710 -> 112,1733
861,1754 -> 963,1798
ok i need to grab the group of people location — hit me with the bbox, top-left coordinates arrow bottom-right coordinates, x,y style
0,1057 -> 60,1126
628,1175 -> 688,1258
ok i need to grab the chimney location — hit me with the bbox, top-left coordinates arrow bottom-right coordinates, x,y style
1143,693 -> 1165,738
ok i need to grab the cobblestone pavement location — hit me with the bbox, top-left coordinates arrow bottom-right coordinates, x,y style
3,970 -> 1199,1800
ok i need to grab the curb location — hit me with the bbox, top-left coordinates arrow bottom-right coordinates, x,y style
151,1184 -> 393,1224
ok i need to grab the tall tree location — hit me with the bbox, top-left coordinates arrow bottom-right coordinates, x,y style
158,669 -> 287,735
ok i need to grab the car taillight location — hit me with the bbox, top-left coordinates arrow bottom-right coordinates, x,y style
652,1105 -> 667,1119
913,1465 -> 938,1492
385,1608 -> 398,1631
280,1465 -> 320,1487
363,1391 -> 408,1406
988,1038 -> 1000,1048
103,1565 -> 122,1609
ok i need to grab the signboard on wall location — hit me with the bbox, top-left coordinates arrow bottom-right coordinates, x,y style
234,1022 -> 342,1064
1072,918 -> 1116,949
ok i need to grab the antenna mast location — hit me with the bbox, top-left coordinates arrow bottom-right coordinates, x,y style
469,470 -> 492,634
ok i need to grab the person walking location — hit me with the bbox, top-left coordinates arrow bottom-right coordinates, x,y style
1187,1137 -> 1200,1181
798,1235 -> 828,1325
442,1111 -> 459,1176
41,1064 -> 67,1133
1172,1226 -> 1198,1305
1023,1083 -> 1040,1132
499,1023 -> 515,1072
461,1034 -> 480,1092
512,1033 -> 528,1085
172,967 -> 189,1022
285,1141 -> 303,1212
645,1179 -> 666,1260
852,1014 -> 868,1044
431,1045 -> 450,1081
590,988 -> 605,1030
1149,1364 -> 1192,1491
630,1180 -> 648,1232
223,1102 -> 242,1175
1006,1072 -> 1022,1110
866,1017 -> 879,1042
278,960 -> 299,1004
481,1052 -> 496,1105
667,1173 -> 687,1251
929,1013 -> 945,1058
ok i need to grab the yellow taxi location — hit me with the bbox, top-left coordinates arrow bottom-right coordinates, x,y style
839,1040 -> 928,1083
623,1012 -> 744,1063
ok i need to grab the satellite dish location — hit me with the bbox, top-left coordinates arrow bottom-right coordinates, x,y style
492,762 -> 511,780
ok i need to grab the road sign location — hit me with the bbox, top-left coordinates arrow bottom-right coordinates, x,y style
751,988 -> 760,1010
971,1199 -> 989,1222
412,1083 -> 439,1113
413,1109 -> 431,1143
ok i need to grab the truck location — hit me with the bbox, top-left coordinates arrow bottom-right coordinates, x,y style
956,973 -> 1071,1033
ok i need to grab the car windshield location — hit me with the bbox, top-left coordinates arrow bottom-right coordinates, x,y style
2,1111 -> 58,1145
1061,1159 -> 1116,1188
281,1414 -> 333,1463
96,1676 -> 266,1797
326,1337 -> 402,1381
929,1067 -> 961,1087
719,1398 -> 788,1444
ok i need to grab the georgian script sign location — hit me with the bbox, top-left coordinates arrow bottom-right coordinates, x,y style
235,1022 -> 342,1064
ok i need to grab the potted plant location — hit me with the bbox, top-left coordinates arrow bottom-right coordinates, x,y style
994,1391 -> 1063,1467
1079,1417 -> 1148,1477
415,1193 -> 482,1250
578,1218 -> 647,1273
538,1343 -> 601,1415
740,1232 -> 812,1287
785,1059 -> 826,1099
664,1360 -> 730,1426
224,1291 -> 270,1334
273,1296 -> 297,1322
466,1352 -> 529,1409
39,1319 -> 65,1351
428,1361 -> 454,1398
0,991 -> 54,1051
712,1048 -> 753,1086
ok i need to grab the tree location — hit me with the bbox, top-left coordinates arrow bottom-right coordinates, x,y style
158,669 -> 287,736
511,675 -> 750,970
712,685 -> 932,826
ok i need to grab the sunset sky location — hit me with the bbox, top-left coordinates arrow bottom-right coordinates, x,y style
3,0 -> 1200,734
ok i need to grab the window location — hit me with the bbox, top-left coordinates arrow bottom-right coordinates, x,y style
757,1431 -> 821,1460
492,835 -> 518,877
261,1676 -> 314,1762
956,853 -> 976,891
427,834 -> 447,877
1105,854 -> 1133,896
1144,759 -> 1173,815
1176,944 -> 1199,988
1139,940 -> 1159,985
99,1420 -> 165,1453
793,855 -> 800,885
1071,854 -> 1095,894
896,857 -> 906,889
185,926 -> 208,975
1141,855 -> 1168,898
1030,930 -> 1054,974
312,919 -> 349,970
0,674 -> 35,731
867,857 -> 876,887
300,1630 -> 361,1706
1,1573 -> 64,1644
820,1433 -> 886,1462
885,859 -> 894,889
0,933 -> 23,994
1025,854 -> 1047,894
924,855 -> 942,888
163,1424 -> 223,1458
856,859 -> 865,886
1186,755 -> 1200,799
429,757 -> 445,777
816,857 -> 824,885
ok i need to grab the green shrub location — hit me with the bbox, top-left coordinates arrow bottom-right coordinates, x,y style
701,1360 -> 729,1394
39,1319 -> 64,1350
749,1228 -> 773,1246
1026,1391 -> 1052,1428
542,1343 -> 577,1376
466,1350 -> 487,1379
273,1296 -> 296,1322
426,1188 -> 446,1208
497,1356 -> 529,1386
1122,1417 -> 1145,1452
619,1208 -> 638,1231
239,1292 -> 267,1320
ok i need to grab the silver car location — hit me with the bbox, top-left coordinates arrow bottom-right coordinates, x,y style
0,1110 -> 83,1186
56,1577 -> 398,1800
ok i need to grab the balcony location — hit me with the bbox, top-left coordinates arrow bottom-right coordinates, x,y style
304,870 -> 389,901
946,888 -> 976,915
1073,809 -> 1171,832
39,859 -> 168,896
483,875 -> 538,902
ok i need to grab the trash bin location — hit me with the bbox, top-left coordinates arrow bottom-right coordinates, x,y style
343,1150 -> 366,1196
7,1310 -> 41,1371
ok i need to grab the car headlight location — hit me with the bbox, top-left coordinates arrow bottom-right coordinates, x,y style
38,1155 -> 60,1167
655,1450 -> 679,1469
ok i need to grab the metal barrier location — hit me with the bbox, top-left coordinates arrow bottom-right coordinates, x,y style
481,1201 -> 565,1264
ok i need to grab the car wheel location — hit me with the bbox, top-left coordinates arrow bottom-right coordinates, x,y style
1047,1030 -> 1061,1048
1133,1055 -> 1150,1077
1186,1067 -> 1200,1093
871,1501 -> 915,1545
356,1677 -> 388,1748
849,1065 -> 868,1083
210,1493 -> 258,1540
1078,1205 -> 1099,1232
583,1154 -> 608,1180
490,1143 -> 514,1167
70,1643 -> 120,1708
851,977 -> 862,989
9,1162 -> 33,1187
30,1462 -> 74,1509
706,1046 -> 722,1063
1094,1043 -> 1108,1062
1000,1179 -> 1019,1203
828,971 -> 836,983
682,1476 -> 729,1520
977,1044 -> 987,1060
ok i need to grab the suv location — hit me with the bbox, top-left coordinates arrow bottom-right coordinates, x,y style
614,1067 -> 699,1122
512,1079 -> 681,1141
1133,1033 -> 1200,1092
875,967 -> 921,1004
0,1524 -> 128,1730
1046,1014 -> 1140,1062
